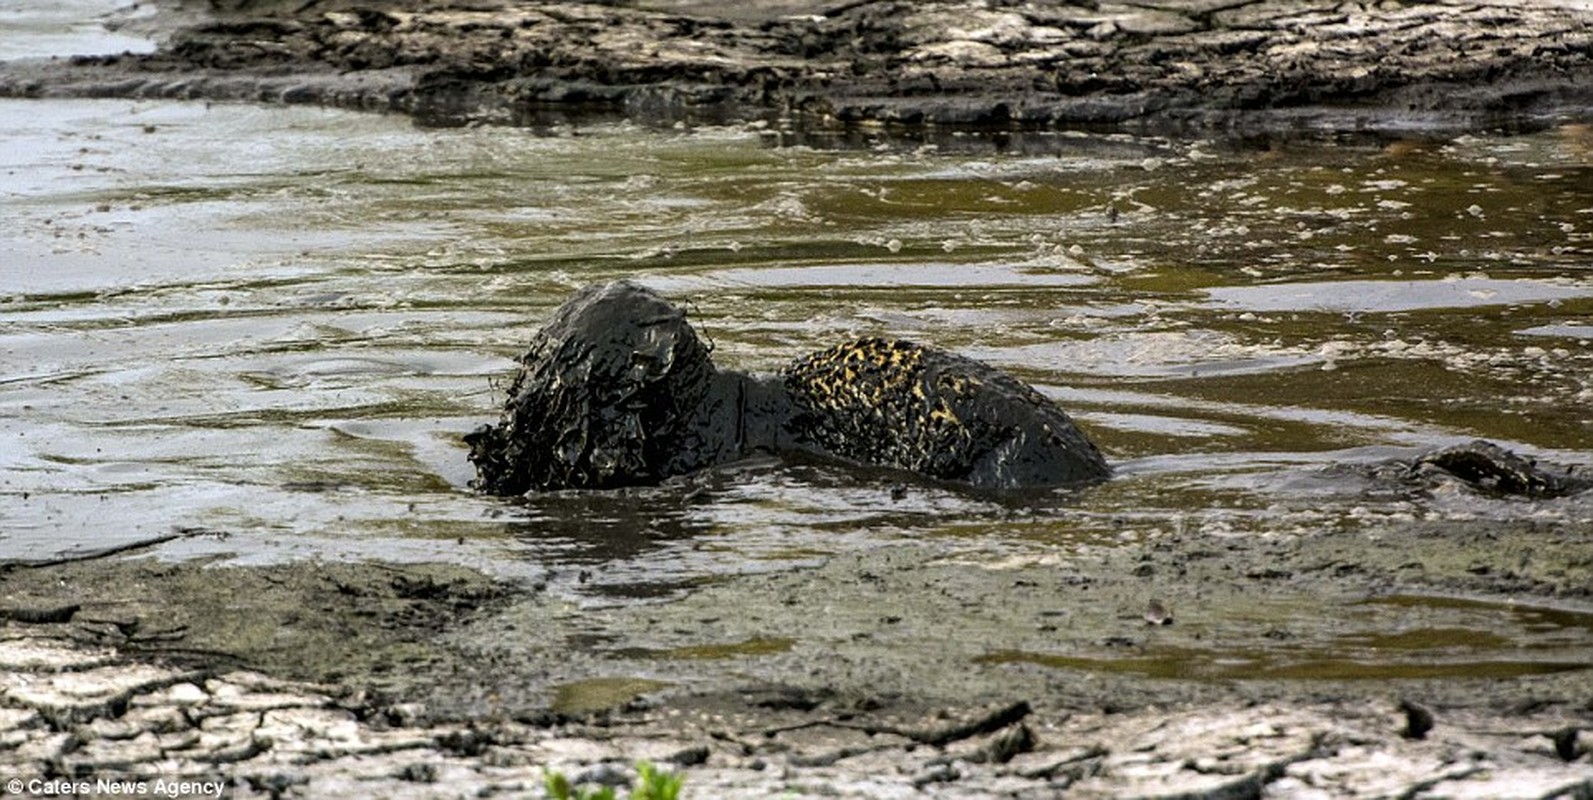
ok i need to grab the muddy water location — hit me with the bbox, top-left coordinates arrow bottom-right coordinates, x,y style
3,93 -> 1592,698
0,0 -> 155,62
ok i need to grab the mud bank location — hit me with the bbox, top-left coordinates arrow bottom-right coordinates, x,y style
4,0 -> 1593,133
3,628 -> 1589,798
3,498 -> 1591,795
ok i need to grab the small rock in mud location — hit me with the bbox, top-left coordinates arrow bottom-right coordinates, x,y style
1144,598 -> 1174,626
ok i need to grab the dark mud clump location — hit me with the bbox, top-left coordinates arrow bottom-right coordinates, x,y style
1411,439 -> 1593,499
1348,438 -> 1593,500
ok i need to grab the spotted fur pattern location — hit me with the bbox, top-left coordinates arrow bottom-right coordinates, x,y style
783,337 -> 1109,489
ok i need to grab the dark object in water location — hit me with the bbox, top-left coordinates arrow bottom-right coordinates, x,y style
1330,438 -> 1591,500
1398,698 -> 1435,740
466,281 -> 1110,493
1411,439 -> 1585,499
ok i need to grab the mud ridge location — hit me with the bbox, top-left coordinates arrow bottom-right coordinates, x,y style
4,0 -> 1593,133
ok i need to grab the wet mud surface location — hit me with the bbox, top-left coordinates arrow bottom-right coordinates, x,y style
0,557 -> 509,685
4,0 -> 1593,133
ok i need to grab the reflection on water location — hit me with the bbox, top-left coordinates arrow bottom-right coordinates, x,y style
1,96 -> 1591,676
1206,277 -> 1592,313
0,0 -> 155,61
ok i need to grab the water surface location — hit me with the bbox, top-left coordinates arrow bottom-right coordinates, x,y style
2,93 -> 1591,680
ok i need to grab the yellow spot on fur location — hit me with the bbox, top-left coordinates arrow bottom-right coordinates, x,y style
929,402 -> 960,427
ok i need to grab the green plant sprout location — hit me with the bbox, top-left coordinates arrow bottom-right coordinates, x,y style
544,760 -> 684,800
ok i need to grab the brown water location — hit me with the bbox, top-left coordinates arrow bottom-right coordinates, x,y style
980,594 -> 1593,681
2,97 -> 1591,686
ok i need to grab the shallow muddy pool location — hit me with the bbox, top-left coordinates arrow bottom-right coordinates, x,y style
2,91 -> 1592,694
